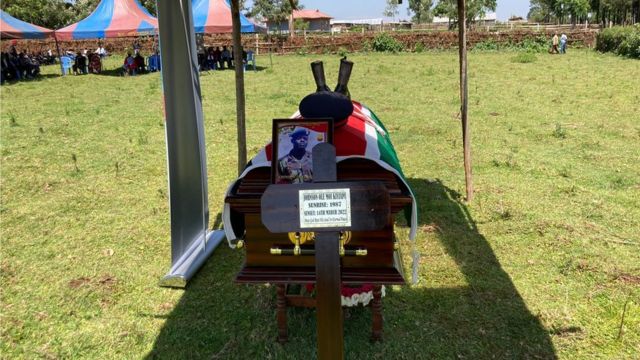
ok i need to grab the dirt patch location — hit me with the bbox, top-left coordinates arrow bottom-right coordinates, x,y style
97,274 -> 118,291
158,302 -> 173,312
68,274 -> 117,290
549,325 -> 584,338
420,223 -> 441,234
68,276 -> 91,288
613,272 -> 640,285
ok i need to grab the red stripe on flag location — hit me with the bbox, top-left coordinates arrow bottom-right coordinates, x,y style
335,115 -> 367,157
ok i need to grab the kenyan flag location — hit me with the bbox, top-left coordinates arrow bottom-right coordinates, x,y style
223,101 -> 417,243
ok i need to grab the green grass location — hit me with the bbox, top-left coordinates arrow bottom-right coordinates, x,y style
1,50 -> 639,359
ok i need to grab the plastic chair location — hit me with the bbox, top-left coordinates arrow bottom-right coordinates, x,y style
60,56 -> 72,75
147,55 -> 158,72
244,51 -> 256,72
147,54 -> 161,72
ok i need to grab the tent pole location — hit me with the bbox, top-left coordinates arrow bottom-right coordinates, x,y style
457,0 -> 473,201
54,36 -> 64,76
231,0 -> 247,175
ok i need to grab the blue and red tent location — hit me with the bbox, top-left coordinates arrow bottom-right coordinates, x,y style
55,0 -> 158,40
0,10 -> 53,40
192,0 -> 264,33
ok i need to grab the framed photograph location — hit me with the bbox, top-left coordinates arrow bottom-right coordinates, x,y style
271,118 -> 334,184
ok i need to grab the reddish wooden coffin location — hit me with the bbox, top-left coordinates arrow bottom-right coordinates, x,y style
225,158 -> 412,286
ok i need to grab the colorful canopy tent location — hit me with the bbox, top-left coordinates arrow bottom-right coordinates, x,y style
192,0 -> 263,33
0,10 -> 53,39
55,0 -> 158,40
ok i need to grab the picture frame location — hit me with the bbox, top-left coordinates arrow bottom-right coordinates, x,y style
271,118 -> 334,184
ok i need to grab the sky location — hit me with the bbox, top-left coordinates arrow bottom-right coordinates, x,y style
277,0 -> 532,22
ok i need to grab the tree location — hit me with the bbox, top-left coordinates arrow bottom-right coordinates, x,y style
294,18 -> 309,33
247,0 -> 300,36
1,0 -> 75,29
72,0 -> 101,20
433,0 -> 497,27
408,0 -> 434,23
528,0 -> 555,22
529,0 -> 638,25
384,0 -> 401,21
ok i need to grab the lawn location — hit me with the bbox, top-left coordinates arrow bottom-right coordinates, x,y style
1,50 -> 638,359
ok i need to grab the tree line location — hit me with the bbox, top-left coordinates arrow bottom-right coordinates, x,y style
2,0 -> 637,31
385,0 -> 497,26
527,0 -> 639,25
1,0 -> 157,29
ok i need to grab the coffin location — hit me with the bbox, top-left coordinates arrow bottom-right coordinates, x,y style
225,152 -> 415,286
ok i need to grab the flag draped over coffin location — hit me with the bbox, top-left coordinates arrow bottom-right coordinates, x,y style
223,101 -> 418,245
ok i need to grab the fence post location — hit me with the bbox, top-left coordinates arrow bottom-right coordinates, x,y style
255,33 -> 259,55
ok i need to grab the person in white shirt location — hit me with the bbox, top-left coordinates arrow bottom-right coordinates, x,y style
96,45 -> 107,58
560,33 -> 568,54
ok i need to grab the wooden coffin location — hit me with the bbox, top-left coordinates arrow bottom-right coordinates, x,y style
225,158 -> 412,286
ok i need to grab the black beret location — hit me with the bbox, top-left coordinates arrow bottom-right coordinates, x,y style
299,91 -> 353,125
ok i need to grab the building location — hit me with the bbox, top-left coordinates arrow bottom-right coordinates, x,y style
330,18 -> 384,33
267,9 -> 332,33
432,12 -> 497,26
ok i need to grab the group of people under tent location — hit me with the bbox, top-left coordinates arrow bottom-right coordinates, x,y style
65,45 -> 108,75
1,45 -> 55,84
2,39 -> 252,82
198,45 -> 249,71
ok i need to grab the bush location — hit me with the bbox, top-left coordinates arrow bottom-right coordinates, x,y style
511,52 -> 537,63
473,40 -> 499,51
362,40 -> 372,52
516,36 -> 548,53
618,29 -> 640,58
371,32 -> 404,53
414,42 -> 425,53
473,36 -> 547,53
596,25 -> 640,59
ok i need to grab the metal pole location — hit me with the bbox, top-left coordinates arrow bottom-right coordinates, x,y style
53,36 -> 64,75
230,0 -> 247,176
457,0 -> 473,201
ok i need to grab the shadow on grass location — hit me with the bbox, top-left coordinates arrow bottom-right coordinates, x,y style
146,179 -> 556,359
1,73 -> 59,85
85,65 -> 269,78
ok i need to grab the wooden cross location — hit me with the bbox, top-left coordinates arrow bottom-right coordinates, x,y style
261,143 -> 390,360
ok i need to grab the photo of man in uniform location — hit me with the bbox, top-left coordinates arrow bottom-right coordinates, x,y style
277,127 -> 313,184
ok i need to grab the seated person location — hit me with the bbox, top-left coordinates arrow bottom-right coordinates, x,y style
96,45 -> 107,58
18,53 -> 40,78
221,46 -> 232,69
123,52 -> 136,75
73,51 -> 87,75
88,53 -> 101,74
205,47 -> 217,70
134,53 -> 146,74
5,52 -> 21,80
65,49 -> 76,60
214,46 -> 222,69
148,50 -> 161,72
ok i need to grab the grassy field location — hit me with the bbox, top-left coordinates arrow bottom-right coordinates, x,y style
1,50 -> 639,359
